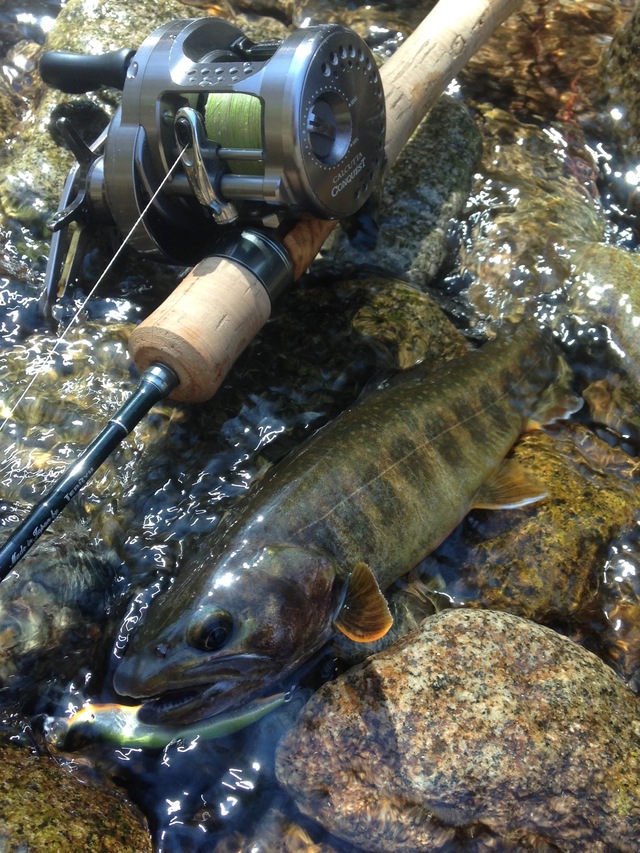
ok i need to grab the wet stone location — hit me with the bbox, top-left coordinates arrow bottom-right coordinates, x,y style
276,608 -> 640,852
0,737 -> 152,852
456,108 -> 605,328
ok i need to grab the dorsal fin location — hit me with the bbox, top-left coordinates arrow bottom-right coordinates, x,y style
334,562 -> 393,642
471,457 -> 547,510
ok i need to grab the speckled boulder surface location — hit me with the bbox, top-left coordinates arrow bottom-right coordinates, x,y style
0,739 -> 152,852
276,609 -> 640,852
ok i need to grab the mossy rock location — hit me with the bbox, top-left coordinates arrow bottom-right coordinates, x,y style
0,739 -> 152,852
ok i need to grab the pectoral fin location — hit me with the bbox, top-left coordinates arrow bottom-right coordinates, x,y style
472,458 -> 547,510
334,562 -> 393,642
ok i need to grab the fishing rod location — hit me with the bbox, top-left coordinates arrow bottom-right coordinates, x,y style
0,0 -> 524,579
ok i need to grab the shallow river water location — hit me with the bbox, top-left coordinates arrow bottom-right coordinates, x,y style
1,1 -> 639,851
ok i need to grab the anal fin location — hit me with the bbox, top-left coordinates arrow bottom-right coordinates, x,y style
472,457 -> 547,510
335,562 -> 393,643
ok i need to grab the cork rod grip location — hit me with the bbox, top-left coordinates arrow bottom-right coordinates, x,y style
128,256 -> 271,403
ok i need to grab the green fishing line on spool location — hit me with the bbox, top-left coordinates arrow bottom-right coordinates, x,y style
204,92 -> 264,176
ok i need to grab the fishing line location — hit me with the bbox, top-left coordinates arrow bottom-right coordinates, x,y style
0,145 -> 187,435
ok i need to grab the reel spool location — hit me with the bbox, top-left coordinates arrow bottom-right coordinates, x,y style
40,17 -> 386,311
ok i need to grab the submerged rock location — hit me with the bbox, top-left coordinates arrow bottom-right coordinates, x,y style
460,0 -> 629,122
457,108 -> 605,328
600,0 -> 640,158
563,240 -> 640,383
0,524 -> 122,706
276,608 -> 640,852
0,738 -> 152,851
212,808 -> 343,853
599,523 -> 640,694
582,375 -> 640,448
543,239 -> 640,447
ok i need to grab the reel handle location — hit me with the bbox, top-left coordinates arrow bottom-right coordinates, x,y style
39,48 -> 135,93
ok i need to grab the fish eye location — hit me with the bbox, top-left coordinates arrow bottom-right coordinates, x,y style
188,610 -> 234,651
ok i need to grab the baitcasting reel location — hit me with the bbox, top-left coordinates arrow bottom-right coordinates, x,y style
40,17 -> 386,314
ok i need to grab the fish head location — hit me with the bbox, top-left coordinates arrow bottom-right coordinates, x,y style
112,543 -> 341,725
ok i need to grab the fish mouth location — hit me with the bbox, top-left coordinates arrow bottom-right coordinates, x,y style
116,652 -> 278,726
136,686 -> 208,724
136,677 -> 272,726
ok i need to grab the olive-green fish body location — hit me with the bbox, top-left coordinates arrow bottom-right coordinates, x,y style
114,323 -> 580,725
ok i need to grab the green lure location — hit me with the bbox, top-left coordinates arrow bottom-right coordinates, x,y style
46,692 -> 286,750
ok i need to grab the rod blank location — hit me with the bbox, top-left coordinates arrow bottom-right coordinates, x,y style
0,364 -> 178,579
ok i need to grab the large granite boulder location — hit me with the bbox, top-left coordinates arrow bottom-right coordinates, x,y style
277,609 -> 640,851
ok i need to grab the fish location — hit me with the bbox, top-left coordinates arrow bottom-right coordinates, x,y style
113,322 -> 581,725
